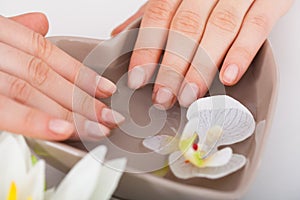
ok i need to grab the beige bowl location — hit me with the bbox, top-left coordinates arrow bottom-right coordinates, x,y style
27,20 -> 278,200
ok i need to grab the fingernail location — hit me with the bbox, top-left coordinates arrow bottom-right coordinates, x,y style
155,87 -> 174,107
96,76 -> 117,94
128,67 -> 146,89
85,120 -> 110,139
101,108 -> 125,125
49,119 -> 74,135
223,64 -> 239,84
179,83 -> 199,107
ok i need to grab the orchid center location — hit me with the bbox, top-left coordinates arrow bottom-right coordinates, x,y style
179,125 -> 223,168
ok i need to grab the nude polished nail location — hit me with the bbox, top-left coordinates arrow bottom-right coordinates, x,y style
96,76 -> 117,95
49,119 -> 74,135
128,67 -> 146,89
155,87 -> 174,109
179,83 -> 200,107
85,120 -> 110,139
223,64 -> 239,84
101,108 -> 125,125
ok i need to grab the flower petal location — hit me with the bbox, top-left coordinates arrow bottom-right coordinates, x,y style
169,151 -> 246,179
186,95 -> 255,146
21,160 -> 45,200
0,132 -> 32,170
0,134 -> 27,199
143,135 -> 179,155
203,147 -> 232,167
51,146 -> 107,200
90,158 -> 127,200
45,188 -> 55,200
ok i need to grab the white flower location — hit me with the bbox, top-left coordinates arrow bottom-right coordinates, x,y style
0,132 -> 127,200
0,132 -> 45,200
143,95 -> 255,179
48,146 -> 127,200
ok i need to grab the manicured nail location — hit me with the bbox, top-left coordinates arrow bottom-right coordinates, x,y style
49,119 -> 74,135
223,64 -> 239,84
101,108 -> 125,125
96,76 -> 117,94
179,83 -> 200,107
155,87 -> 174,108
85,120 -> 110,139
128,67 -> 146,89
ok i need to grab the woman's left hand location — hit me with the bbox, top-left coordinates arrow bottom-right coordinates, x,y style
113,0 -> 293,109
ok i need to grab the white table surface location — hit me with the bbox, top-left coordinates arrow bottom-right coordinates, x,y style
1,0 -> 300,199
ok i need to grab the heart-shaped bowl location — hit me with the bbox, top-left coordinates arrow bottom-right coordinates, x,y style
27,20 -> 278,200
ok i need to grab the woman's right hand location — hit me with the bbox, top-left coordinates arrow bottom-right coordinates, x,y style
0,13 -> 125,141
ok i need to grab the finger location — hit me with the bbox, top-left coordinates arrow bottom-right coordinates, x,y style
0,71 -> 111,140
0,43 -> 125,128
153,0 -> 217,109
0,94 -> 73,141
127,0 -> 182,90
0,70 -> 67,117
111,3 -> 147,36
9,12 -> 49,36
179,0 -> 254,107
220,0 -> 293,85
0,16 -> 116,99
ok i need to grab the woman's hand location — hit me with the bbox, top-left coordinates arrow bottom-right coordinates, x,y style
113,0 -> 293,109
0,13 -> 125,141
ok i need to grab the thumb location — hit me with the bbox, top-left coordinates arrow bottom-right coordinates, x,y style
9,12 -> 49,36
111,3 -> 147,36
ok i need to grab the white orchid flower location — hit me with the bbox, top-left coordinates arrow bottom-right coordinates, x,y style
0,132 -> 45,200
0,132 -> 127,200
143,95 -> 255,179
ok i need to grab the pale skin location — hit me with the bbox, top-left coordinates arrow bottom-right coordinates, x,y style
113,0 -> 294,110
0,13 -> 125,141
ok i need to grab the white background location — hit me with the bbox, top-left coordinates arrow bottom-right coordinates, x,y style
1,0 -> 300,199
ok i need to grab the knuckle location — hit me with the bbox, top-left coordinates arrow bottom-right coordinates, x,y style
163,58 -> 188,75
27,57 -> 50,86
172,10 -> 203,35
63,110 -> 74,122
134,48 -> 160,61
9,78 -> 31,104
70,61 -> 83,83
24,109 -> 36,127
80,95 -> 93,113
234,46 -> 253,62
210,8 -> 240,33
247,14 -> 270,35
32,32 -> 53,59
146,0 -> 173,21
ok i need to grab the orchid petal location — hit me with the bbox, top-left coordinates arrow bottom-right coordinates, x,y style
143,135 -> 179,155
169,151 -> 246,179
90,158 -> 127,200
186,95 -> 255,147
203,147 -> 232,167
51,146 -> 107,200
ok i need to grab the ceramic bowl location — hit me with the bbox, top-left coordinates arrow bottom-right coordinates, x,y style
27,20 -> 278,200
